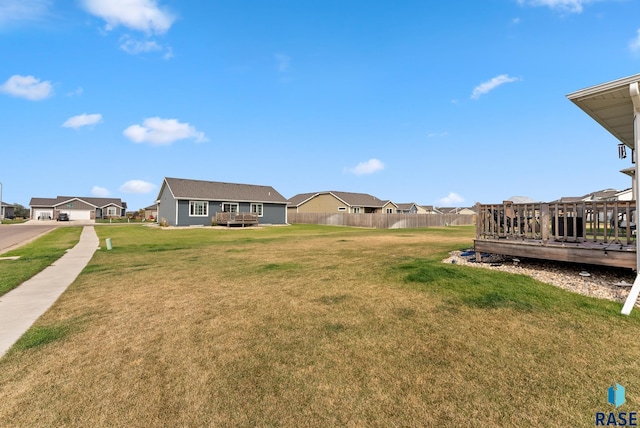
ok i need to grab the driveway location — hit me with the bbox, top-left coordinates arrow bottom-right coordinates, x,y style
0,220 -> 93,254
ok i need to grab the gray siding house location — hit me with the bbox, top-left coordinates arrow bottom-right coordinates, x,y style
156,177 -> 288,226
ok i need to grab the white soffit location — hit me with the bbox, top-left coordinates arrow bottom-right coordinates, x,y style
567,73 -> 640,149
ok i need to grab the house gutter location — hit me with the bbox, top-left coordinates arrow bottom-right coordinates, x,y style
621,82 -> 640,315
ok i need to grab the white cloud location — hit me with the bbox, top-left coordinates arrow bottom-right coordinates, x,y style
471,74 -> 520,100
438,192 -> 465,206
516,0 -> 590,13
62,113 -> 103,129
427,131 -> 448,138
346,158 -> 385,175
81,0 -> 176,34
0,0 -> 51,26
91,186 -> 111,197
275,53 -> 291,72
120,36 -> 162,54
123,117 -> 207,146
162,46 -> 174,60
0,74 -> 53,100
119,180 -> 156,194
66,87 -> 84,97
630,29 -> 640,53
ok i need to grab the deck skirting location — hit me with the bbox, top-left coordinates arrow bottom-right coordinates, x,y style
474,239 -> 635,269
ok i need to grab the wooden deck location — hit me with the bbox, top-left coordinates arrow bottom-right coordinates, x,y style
215,212 -> 259,227
474,201 -> 637,269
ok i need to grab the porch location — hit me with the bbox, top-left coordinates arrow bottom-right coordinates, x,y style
474,201 -> 636,269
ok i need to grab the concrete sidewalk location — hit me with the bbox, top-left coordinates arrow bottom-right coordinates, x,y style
0,226 -> 99,357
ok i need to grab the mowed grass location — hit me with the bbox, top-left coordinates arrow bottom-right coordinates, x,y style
1,224 -> 639,427
0,227 -> 82,296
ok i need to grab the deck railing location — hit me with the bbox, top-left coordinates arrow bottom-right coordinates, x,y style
476,201 -> 636,245
215,212 -> 259,227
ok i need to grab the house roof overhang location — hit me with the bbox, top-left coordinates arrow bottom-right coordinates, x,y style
567,73 -> 640,149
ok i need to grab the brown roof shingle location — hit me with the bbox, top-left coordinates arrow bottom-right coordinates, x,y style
163,177 -> 287,204
287,191 -> 391,208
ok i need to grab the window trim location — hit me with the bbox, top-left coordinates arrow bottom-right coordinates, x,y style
222,202 -> 239,213
106,206 -> 118,216
250,203 -> 264,217
189,200 -> 209,217
338,206 -> 347,212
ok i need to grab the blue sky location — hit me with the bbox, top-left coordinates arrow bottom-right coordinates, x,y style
2,0 -> 640,211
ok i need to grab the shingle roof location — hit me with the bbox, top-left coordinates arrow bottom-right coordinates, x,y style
287,192 -> 318,207
57,196 -> 126,208
163,177 -> 287,204
396,203 -> 417,210
287,191 -> 390,208
505,196 -> 539,204
437,207 -> 474,214
29,196 -> 125,208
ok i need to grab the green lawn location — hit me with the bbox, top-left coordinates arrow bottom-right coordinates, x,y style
0,224 -> 638,427
0,227 -> 82,296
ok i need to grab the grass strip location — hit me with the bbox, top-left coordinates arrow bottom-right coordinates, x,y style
0,227 -> 82,297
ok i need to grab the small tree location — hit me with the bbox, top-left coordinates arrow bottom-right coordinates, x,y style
13,203 -> 29,218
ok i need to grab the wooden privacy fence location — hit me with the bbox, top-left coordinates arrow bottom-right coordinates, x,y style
288,213 -> 475,229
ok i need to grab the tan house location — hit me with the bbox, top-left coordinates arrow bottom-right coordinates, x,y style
143,203 -> 158,220
438,207 -> 476,215
396,203 -> 431,214
421,205 -> 443,214
287,191 -> 397,215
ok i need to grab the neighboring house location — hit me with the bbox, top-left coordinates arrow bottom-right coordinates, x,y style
505,196 -> 539,204
29,196 -> 127,221
396,203 -> 430,214
580,188 -> 619,202
156,177 -> 288,226
287,191 -> 398,214
616,188 -> 633,201
1,202 -> 15,219
437,207 -> 476,215
143,204 -> 158,220
421,205 -> 443,214
550,188 -> 622,204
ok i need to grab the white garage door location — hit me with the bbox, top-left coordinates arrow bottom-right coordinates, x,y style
63,210 -> 92,220
35,210 -> 53,220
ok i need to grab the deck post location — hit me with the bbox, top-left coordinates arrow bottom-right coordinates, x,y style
540,203 -> 549,244
622,81 -> 640,315
475,203 -> 482,263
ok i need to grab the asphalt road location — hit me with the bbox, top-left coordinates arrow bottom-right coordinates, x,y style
0,222 -> 58,254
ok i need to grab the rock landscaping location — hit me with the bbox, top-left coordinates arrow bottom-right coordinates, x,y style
444,250 -> 638,306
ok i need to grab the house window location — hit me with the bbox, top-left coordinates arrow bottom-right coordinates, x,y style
222,203 -> 238,213
250,203 -> 263,217
338,207 -> 346,211
386,208 -> 393,214
190,201 -> 208,217
106,207 -> 117,216
353,207 -> 362,214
